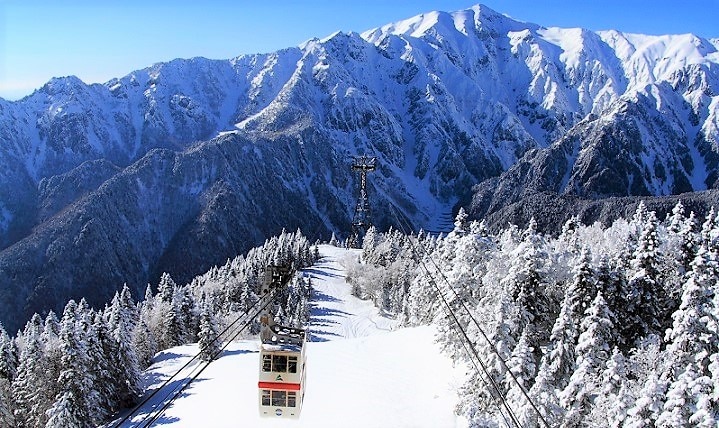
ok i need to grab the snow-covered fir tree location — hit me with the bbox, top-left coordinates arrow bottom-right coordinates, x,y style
198,298 -> 222,362
45,300 -> 94,428
624,207 -> 665,343
0,324 -> 17,383
505,326 -> 538,427
656,236 -> 719,427
106,286 -> 141,408
560,292 -> 615,427
11,327 -> 45,428
586,347 -> 633,427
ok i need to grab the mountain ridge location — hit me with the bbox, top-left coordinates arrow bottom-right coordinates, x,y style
0,3 -> 718,332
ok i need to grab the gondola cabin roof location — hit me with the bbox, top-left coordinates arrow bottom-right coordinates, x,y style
261,324 -> 306,353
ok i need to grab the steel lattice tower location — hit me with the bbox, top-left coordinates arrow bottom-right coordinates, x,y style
349,155 -> 376,248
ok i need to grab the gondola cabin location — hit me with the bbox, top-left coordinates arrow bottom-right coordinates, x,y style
258,324 -> 307,418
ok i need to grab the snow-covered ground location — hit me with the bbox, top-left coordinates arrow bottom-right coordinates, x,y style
120,245 -> 467,427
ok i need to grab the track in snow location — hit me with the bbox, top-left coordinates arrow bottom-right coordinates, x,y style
306,246 -> 397,341
116,245 -> 465,427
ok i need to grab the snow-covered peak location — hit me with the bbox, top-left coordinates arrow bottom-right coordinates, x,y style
359,3 -> 717,95
362,10 -> 447,40
361,4 -> 527,44
599,30 -> 719,84
38,75 -> 89,95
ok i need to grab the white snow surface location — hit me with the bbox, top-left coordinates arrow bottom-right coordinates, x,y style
120,245 -> 466,427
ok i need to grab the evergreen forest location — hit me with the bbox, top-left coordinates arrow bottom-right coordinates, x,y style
348,202 -> 719,427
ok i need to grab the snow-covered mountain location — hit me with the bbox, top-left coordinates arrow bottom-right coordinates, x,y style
1,4 -> 718,332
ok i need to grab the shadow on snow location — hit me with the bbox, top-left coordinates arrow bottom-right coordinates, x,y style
220,348 -> 256,357
310,290 -> 342,303
308,330 -> 343,342
310,305 -> 351,318
304,267 -> 343,279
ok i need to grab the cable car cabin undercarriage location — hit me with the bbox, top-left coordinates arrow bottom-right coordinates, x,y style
258,324 -> 307,418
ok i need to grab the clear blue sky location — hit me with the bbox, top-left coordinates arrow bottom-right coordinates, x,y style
1,0 -> 717,100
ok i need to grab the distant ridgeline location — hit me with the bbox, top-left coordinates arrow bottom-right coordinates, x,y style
0,4 -> 717,339
470,189 -> 719,235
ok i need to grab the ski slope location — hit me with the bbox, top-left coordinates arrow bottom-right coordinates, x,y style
121,245 -> 467,427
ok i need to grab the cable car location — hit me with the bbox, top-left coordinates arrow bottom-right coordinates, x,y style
258,323 -> 307,418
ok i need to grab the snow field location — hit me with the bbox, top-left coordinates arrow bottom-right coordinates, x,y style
129,245 -> 467,427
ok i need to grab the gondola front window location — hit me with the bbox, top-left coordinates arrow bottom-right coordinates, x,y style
263,354 -> 298,373
273,355 -> 288,372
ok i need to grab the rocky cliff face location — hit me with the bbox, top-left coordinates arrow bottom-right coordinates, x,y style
469,59 -> 719,226
0,4 -> 717,331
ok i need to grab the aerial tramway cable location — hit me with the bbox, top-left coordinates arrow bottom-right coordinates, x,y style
385,203 -> 551,428
418,236 -> 552,428
454,308 -> 516,428
112,289 -> 277,427
137,290 -> 278,427
422,268 -> 523,428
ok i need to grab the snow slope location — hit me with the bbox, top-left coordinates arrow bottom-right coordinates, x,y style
119,245 -> 466,427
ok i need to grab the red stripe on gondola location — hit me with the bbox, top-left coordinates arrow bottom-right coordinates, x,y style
258,382 -> 301,391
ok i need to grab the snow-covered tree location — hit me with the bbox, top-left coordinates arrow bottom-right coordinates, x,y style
457,292 -> 516,421
624,370 -> 669,428
656,238 -> 719,427
132,320 -> 156,369
453,207 -> 469,234
43,311 -> 60,337
11,328 -> 45,428
594,255 -> 622,327
560,292 -> 615,427
106,287 -> 141,408
665,202 -> 698,276
198,300 -> 222,362
362,226 -> 379,261
623,208 -> 666,343
622,335 -> 669,428
159,301 -> 183,350
0,323 -> 18,381
505,327 -> 538,427
0,376 -> 14,427
45,300 -> 93,428
530,287 -> 580,424
178,288 -> 198,343
157,272 -> 176,304
586,347 -> 633,427
82,313 -> 112,423
501,218 -> 552,345
558,216 -> 581,255
700,207 -> 717,248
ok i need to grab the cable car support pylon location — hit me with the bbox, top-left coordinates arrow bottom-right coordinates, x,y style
349,155 -> 376,248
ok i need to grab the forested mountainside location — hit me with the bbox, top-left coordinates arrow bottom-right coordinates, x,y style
471,188 -> 719,234
349,202 -> 719,426
1,4 -> 718,331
